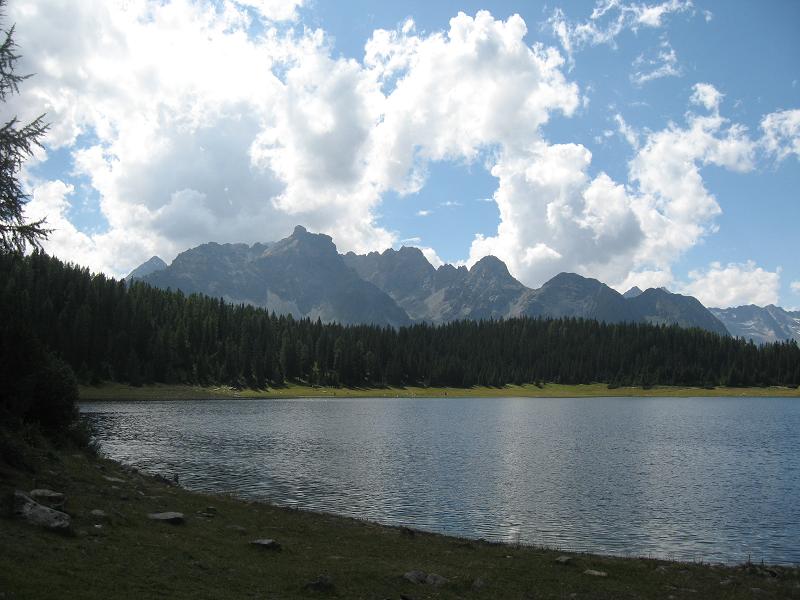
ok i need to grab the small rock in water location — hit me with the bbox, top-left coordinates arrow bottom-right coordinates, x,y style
227,525 -> 247,534
13,491 -> 71,531
425,573 -> 448,587
555,555 -> 573,565
29,489 -> 65,508
583,569 -> 608,577
102,476 -> 126,484
304,575 -> 335,593
403,570 -> 427,585
250,538 -> 281,551
90,509 -> 108,519
147,511 -> 184,524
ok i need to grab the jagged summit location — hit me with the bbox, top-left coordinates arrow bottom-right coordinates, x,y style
126,256 -> 167,281
623,286 -> 643,299
128,226 -> 735,335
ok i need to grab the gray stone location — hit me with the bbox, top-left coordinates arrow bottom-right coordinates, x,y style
29,489 -> 65,508
227,525 -> 247,534
13,491 -> 71,531
90,509 -> 108,519
584,569 -> 608,577
147,511 -> 184,524
250,538 -> 281,551
103,476 -> 126,483
555,555 -> 573,565
403,570 -> 427,584
425,573 -> 448,587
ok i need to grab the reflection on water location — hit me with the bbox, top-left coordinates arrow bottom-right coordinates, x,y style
81,396 -> 800,564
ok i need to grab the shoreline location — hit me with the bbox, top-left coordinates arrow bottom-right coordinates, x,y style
2,446 -> 797,598
79,381 -> 800,401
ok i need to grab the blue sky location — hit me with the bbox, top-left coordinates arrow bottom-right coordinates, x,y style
11,0 -> 800,307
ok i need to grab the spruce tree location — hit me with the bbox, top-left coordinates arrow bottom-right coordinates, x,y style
0,0 -> 49,253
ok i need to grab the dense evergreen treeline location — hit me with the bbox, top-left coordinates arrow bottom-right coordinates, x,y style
3,251 -> 800,389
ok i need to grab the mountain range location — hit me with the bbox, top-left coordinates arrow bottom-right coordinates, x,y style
128,226 -> 798,343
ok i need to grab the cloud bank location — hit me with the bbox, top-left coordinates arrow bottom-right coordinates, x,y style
10,2 -> 797,309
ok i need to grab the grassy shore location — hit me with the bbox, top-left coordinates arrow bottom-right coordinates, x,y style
78,381 -> 800,401
2,441 -> 797,599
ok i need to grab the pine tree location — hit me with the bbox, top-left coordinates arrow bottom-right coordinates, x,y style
0,0 -> 50,253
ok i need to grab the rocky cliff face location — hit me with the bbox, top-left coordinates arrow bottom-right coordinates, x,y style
141,226 -> 410,327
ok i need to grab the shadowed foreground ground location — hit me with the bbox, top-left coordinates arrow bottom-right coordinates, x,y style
1,441 -> 798,599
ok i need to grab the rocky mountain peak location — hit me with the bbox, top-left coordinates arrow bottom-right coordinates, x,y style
125,256 -> 167,281
623,286 -> 643,299
128,226 -> 738,336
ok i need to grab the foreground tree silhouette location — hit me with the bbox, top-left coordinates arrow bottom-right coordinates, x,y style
0,1 -> 79,446
0,0 -> 49,253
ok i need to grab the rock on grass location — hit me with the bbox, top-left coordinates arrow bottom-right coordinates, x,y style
13,491 -> 71,531
584,569 -> 608,577
147,511 -> 184,524
250,538 -> 281,551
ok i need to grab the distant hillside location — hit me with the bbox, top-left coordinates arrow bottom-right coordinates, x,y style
131,226 -> 729,335
711,305 -> 800,344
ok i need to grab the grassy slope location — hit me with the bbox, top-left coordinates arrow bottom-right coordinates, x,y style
2,446 -> 797,599
79,381 -> 800,401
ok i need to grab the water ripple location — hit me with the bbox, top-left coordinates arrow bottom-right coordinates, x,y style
81,396 -> 800,564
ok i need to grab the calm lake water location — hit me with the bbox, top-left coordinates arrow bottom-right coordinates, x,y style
80,396 -> 800,564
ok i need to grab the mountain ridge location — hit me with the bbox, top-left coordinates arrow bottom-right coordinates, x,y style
128,227 -> 769,339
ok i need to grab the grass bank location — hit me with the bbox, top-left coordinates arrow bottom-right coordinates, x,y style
79,381 -> 800,401
2,441 -> 797,599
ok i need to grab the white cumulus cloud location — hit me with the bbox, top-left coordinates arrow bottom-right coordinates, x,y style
691,82 -> 724,112
760,109 -> 800,161
681,261 -> 781,308
466,85 -> 757,289
9,2 -> 787,299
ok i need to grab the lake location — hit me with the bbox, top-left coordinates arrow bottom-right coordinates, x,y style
80,396 -> 800,565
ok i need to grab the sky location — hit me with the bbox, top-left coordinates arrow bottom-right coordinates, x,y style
6,0 -> 799,308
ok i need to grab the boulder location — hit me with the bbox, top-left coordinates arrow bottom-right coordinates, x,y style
403,570 -> 427,584
13,491 -> 71,531
147,511 -> 185,524
29,489 -> 65,509
250,538 -> 281,551
425,573 -> 448,587
583,569 -> 608,577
